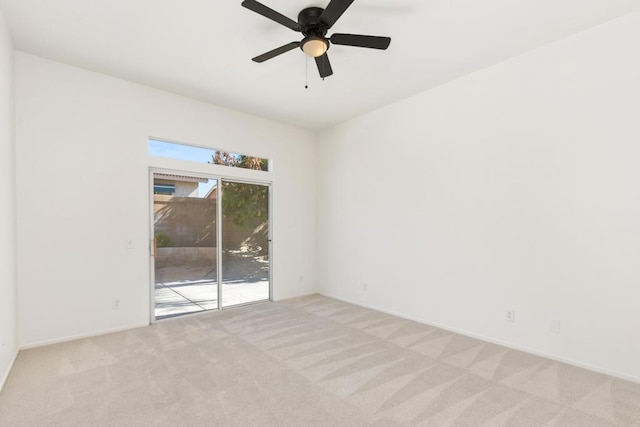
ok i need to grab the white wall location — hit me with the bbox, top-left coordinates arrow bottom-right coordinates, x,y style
317,11 -> 640,382
15,53 -> 317,347
0,9 -> 17,390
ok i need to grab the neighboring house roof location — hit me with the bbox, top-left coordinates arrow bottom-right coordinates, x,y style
205,187 -> 217,199
153,173 -> 208,183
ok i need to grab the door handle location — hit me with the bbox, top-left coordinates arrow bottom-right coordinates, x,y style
150,239 -> 157,257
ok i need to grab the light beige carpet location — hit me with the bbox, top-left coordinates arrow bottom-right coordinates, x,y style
1,295 -> 639,426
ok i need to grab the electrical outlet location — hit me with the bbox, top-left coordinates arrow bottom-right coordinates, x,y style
112,299 -> 121,310
505,310 -> 515,323
549,320 -> 561,334
125,239 -> 134,249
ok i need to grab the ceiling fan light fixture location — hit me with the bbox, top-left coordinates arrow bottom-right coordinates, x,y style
301,37 -> 328,58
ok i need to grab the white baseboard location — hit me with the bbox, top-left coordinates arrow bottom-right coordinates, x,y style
0,347 -> 19,393
318,291 -> 640,385
20,322 -> 150,350
20,296 -> 319,349
275,291 -> 319,301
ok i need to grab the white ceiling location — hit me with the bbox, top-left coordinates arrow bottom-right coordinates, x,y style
1,0 -> 640,131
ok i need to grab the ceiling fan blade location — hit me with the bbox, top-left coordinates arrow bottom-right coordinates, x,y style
241,0 -> 301,32
252,42 -> 300,63
330,33 -> 391,49
315,53 -> 333,78
319,0 -> 354,29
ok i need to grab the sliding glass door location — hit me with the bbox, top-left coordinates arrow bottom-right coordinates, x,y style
151,172 -> 270,320
221,180 -> 270,307
152,173 -> 219,319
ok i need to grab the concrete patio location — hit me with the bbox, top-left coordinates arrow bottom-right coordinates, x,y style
153,252 -> 270,319
155,279 -> 269,319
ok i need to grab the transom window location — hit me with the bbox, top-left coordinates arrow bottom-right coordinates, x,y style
148,139 -> 269,172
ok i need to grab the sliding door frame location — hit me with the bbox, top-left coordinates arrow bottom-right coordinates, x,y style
148,167 -> 273,324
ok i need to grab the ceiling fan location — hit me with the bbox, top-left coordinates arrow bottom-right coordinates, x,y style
241,0 -> 391,78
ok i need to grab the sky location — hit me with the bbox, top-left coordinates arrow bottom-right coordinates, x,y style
148,139 -> 218,164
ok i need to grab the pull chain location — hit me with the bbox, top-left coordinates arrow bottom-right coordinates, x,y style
305,56 -> 309,89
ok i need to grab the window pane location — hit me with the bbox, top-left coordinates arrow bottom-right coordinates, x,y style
148,139 -> 269,171
221,180 -> 270,307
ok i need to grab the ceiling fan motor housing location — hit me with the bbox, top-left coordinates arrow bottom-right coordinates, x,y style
298,7 -> 328,37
